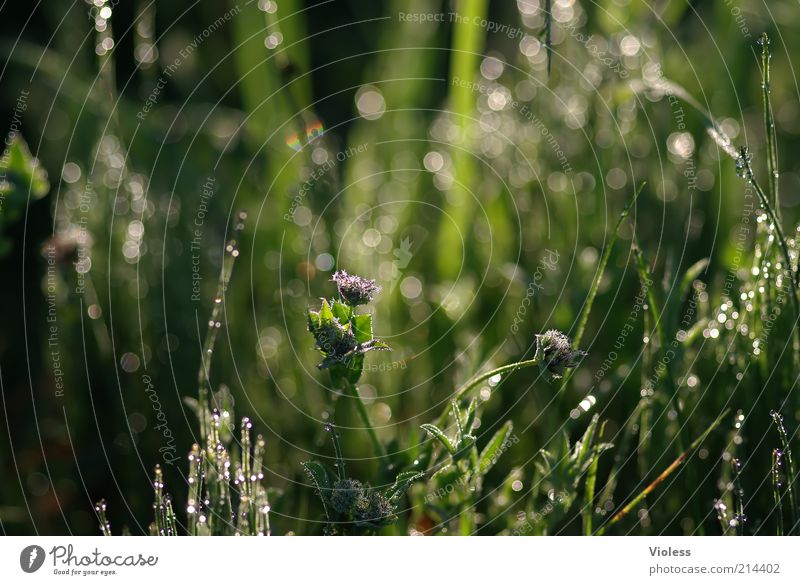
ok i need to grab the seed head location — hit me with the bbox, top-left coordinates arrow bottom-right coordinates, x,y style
535,329 -> 586,379
332,270 -> 381,306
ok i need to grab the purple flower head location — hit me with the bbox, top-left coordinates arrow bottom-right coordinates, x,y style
332,270 -> 381,306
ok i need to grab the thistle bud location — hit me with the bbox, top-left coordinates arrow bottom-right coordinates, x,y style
534,329 -> 586,379
330,478 -> 366,514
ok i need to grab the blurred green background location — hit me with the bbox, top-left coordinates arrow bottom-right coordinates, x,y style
2,0 -> 800,535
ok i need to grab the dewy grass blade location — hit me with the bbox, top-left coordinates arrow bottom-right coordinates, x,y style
771,410 -> 798,533
598,409 -> 729,534
772,448 -> 785,536
759,33 -> 780,216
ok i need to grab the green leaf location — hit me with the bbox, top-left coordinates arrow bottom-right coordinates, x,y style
352,313 -> 373,344
453,434 -> 476,462
306,309 -> 320,332
301,461 -> 333,518
431,463 -> 454,481
331,299 -> 352,323
182,396 -> 202,424
328,353 -> 364,386
477,421 -> 514,476
0,135 -> 50,256
0,134 -> 49,203
573,414 -> 599,471
319,298 -> 334,324
451,401 -> 464,442
667,258 -> 708,337
421,424 -> 456,455
386,470 -> 425,503
463,399 -> 478,434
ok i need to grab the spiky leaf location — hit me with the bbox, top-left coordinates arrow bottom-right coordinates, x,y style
319,298 -> 334,324
331,299 -> 352,324
352,313 -> 373,344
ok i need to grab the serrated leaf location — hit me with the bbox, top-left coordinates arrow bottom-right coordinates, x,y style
352,313 -> 373,344
477,421 -> 514,476
319,298 -> 334,324
421,423 -> 456,454
331,299 -> 352,323
386,470 -> 425,503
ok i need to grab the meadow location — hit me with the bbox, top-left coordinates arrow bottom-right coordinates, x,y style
1,0 -> 799,536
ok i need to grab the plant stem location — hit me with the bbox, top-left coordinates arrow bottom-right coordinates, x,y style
344,381 -> 389,465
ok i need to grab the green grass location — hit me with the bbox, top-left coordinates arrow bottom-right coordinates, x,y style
2,1 -> 800,537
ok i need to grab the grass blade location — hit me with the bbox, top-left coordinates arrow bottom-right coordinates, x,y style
771,411 -> 798,532
772,448 -> 785,536
598,409 -> 729,533
759,33 -> 780,215
421,423 -> 456,455
573,183 -> 645,347
582,445 -> 601,535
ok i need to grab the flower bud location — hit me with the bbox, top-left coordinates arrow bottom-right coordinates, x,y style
535,329 -> 586,379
